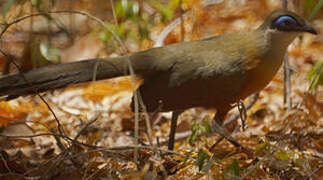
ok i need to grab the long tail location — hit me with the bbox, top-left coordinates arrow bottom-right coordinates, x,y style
0,57 -> 131,100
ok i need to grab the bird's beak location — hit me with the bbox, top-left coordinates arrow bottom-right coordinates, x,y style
302,24 -> 317,35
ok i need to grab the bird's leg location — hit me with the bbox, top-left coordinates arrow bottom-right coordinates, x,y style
168,110 -> 183,150
212,110 -> 241,148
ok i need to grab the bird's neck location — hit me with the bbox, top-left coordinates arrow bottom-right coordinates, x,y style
238,30 -> 299,98
266,29 -> 300,54
259,29 -> 299,67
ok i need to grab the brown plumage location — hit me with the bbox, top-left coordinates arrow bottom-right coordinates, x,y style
0,9 -> 317,150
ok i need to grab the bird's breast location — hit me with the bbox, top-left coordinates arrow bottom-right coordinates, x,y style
238,54 -> 284,99
235,31 -> 286,100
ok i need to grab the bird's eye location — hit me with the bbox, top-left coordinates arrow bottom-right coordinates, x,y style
273,15 -> 297,27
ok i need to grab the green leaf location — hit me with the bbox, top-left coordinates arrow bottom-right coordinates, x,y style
2,0 -> 15,19
39,43 -> 61,63
223,159 -> 240,180
115,0 -> 130,18
202,153 -> 221,173
148,0 -> 174,22
168,0 -> 181,9
115,0 -> 139,20
31,0 -> 43,7
138,23 -> 149,40
99,22 -> 126,43
180,151 -> 192,169
115,0 -> 125,17
309,0 -> 323,20
202,157 -> 214,173
99,31 -> 109,43
203,119 -> 212,133
195,149 -> 210,171
188,120 -> 213,144
188,131 -> 197,144
274,151 -> 292,161
188,123 -> 199,144
308,61 -> 323,91
255,142 -> 269,154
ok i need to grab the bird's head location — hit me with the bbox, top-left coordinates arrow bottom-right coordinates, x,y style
257,9 -> 317,50
259,9 -> 317,35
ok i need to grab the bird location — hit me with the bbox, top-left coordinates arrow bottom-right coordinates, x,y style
0,9 -> 317,150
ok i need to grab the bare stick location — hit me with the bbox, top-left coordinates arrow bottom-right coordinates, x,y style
280,65 -> 322,136
0,132 -> 194,161
281,0 -> 292,111
74,116 -> 99,141
179,0 -> 185,42
283,54 -> 292,110
137,93 -> 154,148
109,0 -> 119,26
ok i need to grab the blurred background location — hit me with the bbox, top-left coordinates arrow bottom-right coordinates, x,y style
0,0 -> 322,179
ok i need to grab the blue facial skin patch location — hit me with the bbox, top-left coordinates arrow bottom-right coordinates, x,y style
272,15 -> 298,29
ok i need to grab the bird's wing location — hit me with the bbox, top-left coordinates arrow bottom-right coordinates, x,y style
136,35 -> 250,111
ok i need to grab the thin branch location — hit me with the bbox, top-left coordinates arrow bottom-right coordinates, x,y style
0,10 -> 127,53
280,64 -> 322,136
0,49 -> 66,137
0,9 -> 130,137
153,12 -> 190,47
109,0 -> 118,26
281,0 -> 292,111
0,155 -> 12,173
0,133 -> 193,160
50,128 -> 67,152
128,62 -> 139,164
103,145 -> 195,160
0,9 -> 133,142
74,116 -> 99,141
283,54 -> 292,110
0,133 -> 62,139
153,0 -> 221,47
179,0 -> 185,42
